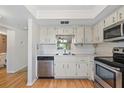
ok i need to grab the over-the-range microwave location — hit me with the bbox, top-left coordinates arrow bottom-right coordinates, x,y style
104,21 -> 124,42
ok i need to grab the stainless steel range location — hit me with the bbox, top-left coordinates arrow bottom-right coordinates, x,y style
94,47 -> 124,88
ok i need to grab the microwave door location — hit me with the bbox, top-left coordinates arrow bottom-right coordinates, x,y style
104,25 -> 121,40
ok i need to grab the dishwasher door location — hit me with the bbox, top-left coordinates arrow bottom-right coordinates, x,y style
38,60 -> 54,77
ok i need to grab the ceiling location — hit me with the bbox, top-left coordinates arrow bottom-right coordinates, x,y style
25,5 -> 121,26
26,5 -> 107,19
0,5 -> 122,30
0,5 -> 31,30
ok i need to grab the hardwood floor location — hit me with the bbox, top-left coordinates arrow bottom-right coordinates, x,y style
0,67 -> 94,88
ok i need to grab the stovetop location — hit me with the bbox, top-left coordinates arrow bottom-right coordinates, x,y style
94,56 -> 124,72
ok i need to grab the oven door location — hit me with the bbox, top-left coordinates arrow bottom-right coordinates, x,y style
104,23 -> 124,41
95,61 -> 122,88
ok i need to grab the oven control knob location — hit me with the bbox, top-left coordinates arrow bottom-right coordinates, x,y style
114,48 -> 117,51
116,48 -> 119,51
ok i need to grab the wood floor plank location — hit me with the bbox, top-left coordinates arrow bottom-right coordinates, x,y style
0,67 -> 94,88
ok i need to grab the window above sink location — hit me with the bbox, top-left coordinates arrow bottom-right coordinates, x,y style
57,35 -> 72,51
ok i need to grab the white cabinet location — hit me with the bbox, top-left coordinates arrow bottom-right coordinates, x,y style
66,63 -> 76,77
57,28 -> 73,35
93,24 -> 99,43
109,12 -> 118,25
47,28 -> 57,44
117,6 -> 124,22
54,62 -> 76,77
103,16 -> 110,28
87,61 -> 94,80
93,21 -> 104,43
97,21 -> 104,43
63,28 -> 74,35
73,26 -> 84,44
40,28 -> 48,44
76,62 -> 88,77
40,27 -> 57,44
54,63 -> 66,77
54,56 -> 93,79
103,12 -> 118,28
84,26 -> 93,43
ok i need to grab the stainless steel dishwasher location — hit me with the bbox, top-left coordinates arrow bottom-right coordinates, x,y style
37,56 -> 54,78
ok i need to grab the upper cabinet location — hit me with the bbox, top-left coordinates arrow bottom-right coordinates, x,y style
57,28 -> 73,35
117,6 -> 124,22
84,26 -> 93,44
103,6 -> 124,28
93,21 -> 104,43
40,27 -> 57,44
109,12 -> 118,25
73,26 -> 84,44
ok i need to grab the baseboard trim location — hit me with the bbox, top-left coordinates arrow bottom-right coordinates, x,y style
7,65 -> 27,73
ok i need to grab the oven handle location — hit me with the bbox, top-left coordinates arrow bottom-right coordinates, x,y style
95,61 -> 120,72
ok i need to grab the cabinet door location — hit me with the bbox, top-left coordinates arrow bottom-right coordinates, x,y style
73,27 -> 84,44
87,61 -> 94,80
103,16 -> 110,28
84,26 -> 93,43
47,28 -> 57,44
117,6 -> 124,22
57,28 -> 64,35
97,21 -> 104,43
76,62 -> 88,77
54,63 -> 66,77
93,24 -> 99,43
40,28 -> 48,44
109,12 -> 118,25
63,28 -> 73,35
66,63 -> 76,77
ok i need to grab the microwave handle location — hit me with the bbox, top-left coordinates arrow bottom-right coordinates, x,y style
121,23 -> 124,36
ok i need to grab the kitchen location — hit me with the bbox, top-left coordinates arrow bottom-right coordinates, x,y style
0,5 -> 124,88
27,5 -> 124,88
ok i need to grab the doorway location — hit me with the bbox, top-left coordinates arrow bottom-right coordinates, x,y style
0,33 -> 7,70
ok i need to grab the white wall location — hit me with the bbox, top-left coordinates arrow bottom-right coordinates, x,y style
0,25 -> 7,35
7,30 -> 28,73
96,42 -> 124,56
27,18 -> 40,85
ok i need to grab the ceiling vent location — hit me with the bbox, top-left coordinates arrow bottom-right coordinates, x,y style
60,21 -> 69,24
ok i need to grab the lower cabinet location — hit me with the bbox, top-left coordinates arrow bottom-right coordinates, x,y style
54,60 -> 93,79
76,63 -> 88,77
54,63 -> 76,77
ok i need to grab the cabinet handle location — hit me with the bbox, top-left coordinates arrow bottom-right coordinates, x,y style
113,17 -> 115,22
119,13 -> 122,19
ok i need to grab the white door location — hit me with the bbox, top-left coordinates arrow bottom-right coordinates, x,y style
84,26 -> 93,43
